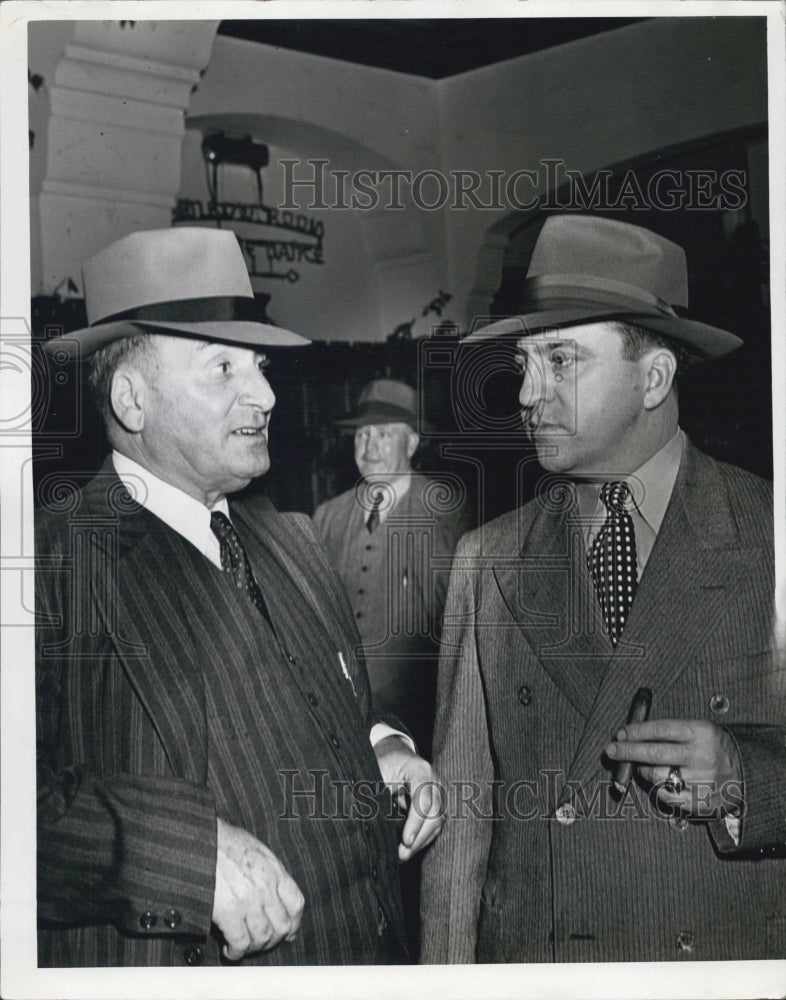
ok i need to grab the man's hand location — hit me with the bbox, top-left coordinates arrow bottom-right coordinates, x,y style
212,817 -> 305,961
374,735 -> 445,861
605,718 -> 742,818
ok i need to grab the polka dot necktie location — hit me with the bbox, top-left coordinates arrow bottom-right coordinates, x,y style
210,511 -> 275,633
587,481 -> 638,646
366,490 -> 383,533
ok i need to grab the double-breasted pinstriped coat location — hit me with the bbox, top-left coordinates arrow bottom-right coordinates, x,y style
36,463 -> 406,966
420,440 -> 786,963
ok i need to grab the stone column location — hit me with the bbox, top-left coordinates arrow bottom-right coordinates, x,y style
32,20 -> 219,295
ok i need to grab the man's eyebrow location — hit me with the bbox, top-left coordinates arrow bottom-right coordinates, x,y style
194,342 -> 267,360
516,339 -> 580,352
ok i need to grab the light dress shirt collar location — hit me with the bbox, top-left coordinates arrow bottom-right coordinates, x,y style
573,428 -> 684,577
111,450 -> 228,568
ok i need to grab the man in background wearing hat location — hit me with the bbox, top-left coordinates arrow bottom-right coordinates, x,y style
35,227 -> 443,967
313,379 -> 471,756
420,214 -> 785,963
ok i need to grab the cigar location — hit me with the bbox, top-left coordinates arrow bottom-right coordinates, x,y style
613,687 -> 652,794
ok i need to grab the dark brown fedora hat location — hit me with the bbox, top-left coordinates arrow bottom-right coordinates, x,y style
43,227 -> 309,358
468,215 -> 742,359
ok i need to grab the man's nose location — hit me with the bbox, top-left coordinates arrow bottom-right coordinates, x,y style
519,358 -> 548,409
240,368 -> 276,412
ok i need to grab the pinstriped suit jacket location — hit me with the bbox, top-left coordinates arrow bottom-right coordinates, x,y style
420,440 -> 786,963
36,464 -> 405,966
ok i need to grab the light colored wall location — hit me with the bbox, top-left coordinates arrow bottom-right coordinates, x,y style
29,20 -> 219,297
436,17 -> 768,324
182,35 -> 447,342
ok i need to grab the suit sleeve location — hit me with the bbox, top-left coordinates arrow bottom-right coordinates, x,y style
36,521 -> 218,936
430,488 -> 474,631
705,467 -> 786,855
709,722 -> 786,854
312,500 -> 328,537
419,532 -> 493,963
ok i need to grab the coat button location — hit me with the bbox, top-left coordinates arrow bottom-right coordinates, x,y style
357,588 -> 365,595
307,692 -> 318,707
356,611 -> 363,619
139,911 -> 157,930
183,944 -> 203,966
371,865 -> 379,880
555,803 -> 576,825
675,930 -> 695,953
163,909 -> 181,929
286,652 -> 297,665
709,693 -> 729,715
517,685 -> 533,706
330,734 -> 341,749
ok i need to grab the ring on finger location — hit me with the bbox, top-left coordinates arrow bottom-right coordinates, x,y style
663,765 -> 685,795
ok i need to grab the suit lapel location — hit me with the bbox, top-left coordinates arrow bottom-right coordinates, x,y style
562,442 -> 762,802
82,468 -> 209,783
231,499 -> 367,715
492,489 -> 613,721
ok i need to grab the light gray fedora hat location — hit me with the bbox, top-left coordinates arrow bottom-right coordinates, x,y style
468,214 -> 742,359
43,226 -> 309,357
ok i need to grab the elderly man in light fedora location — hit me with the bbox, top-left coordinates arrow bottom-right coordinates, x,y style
35,227 -> 443,968
420,214 -> 785,963
313,379 -> 471,757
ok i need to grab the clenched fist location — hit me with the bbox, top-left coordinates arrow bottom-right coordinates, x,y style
212,817 -> 305,960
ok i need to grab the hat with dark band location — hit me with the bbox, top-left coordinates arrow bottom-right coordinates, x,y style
336,379 -> 424,431
468,215 -> 742,359
43,227 -> 309,357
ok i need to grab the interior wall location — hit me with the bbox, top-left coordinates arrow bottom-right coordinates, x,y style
28,20 -> 219,299
28,17 -> 769,341
436,16 -> 768,325
183,35 -> 448,342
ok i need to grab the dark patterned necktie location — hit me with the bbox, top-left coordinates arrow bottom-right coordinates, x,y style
366,490 -> 383,533
210,511 -> 275,632
587,481 -> 638,645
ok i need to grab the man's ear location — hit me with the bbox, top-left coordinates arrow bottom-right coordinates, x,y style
109,367 -> 147,433
642,349 -> 677,410
406,430 -> 420,460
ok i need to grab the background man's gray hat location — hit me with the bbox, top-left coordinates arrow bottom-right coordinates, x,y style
336,379 -> 425,430
468,214 -> 743,358
43,227 -> 310,357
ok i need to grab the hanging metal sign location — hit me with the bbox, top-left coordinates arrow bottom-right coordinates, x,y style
173,198 -> 325,283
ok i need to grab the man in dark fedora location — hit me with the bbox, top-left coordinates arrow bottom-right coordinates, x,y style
35,226 -> 443,967
420,214 -> 785,963
313,379 -> 471,755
